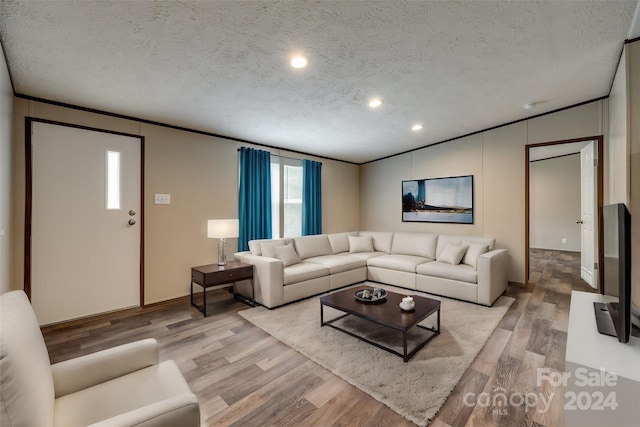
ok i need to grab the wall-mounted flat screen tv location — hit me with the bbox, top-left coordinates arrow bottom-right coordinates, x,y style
402,175 -> 473,224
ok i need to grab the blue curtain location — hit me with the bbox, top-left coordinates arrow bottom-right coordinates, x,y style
238,147 -> 272,251
302,160 -> 322,235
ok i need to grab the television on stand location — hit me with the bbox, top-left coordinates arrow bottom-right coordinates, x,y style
594,203 -> 638,343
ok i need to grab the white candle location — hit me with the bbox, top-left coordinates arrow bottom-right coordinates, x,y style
402,296 -> 413,303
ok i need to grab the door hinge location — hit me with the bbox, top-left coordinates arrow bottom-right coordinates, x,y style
594,262 -> 599,270
594,158 -> 598,167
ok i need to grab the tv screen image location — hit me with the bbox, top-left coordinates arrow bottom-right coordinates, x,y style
402,175 -> 473,224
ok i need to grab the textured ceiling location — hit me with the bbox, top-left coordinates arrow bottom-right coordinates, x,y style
1,1 -> 638,164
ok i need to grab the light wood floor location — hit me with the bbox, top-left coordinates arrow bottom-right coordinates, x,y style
42,249 -> 594,426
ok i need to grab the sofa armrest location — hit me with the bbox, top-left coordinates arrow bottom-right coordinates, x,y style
52,338 -> 159,398
87,394 -> 200,427
476,249 -> 508,306
234,252 -> 285,308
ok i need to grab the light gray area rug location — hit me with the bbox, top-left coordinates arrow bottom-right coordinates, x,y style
239,284 -> 513,426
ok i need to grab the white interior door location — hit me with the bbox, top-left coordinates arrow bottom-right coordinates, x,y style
31,122 -> 141,325
579,141 -> 597,288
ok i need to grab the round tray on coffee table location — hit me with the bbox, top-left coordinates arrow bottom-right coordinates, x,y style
354,288 -> 387,303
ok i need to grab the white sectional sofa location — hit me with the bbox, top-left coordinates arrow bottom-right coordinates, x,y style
234,231 -> 508,309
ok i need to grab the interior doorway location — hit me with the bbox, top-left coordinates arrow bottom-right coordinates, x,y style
525,136 -> 604,292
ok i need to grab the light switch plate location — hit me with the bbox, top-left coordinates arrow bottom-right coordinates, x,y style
155,194 -> 171,205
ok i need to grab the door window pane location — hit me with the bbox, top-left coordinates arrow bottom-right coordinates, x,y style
106,150 -> 121,210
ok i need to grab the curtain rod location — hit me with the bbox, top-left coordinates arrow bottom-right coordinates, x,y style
237,147 -> 322,164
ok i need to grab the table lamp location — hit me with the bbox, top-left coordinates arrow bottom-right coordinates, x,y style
207,219 -> 239,266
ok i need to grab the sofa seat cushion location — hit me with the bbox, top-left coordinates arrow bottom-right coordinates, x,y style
367,254 -> 430,273
345,251 -> 387,261
417,261 -> 477,284
53,360 -> 192,427
283,262 -> 330,285
304,254 -> 366,274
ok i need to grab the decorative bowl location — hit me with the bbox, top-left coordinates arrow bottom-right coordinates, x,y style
355,288 -> 387,303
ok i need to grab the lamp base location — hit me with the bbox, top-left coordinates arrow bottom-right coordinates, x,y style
218,238 -> 227,266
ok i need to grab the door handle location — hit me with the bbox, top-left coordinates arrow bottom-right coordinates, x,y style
576,219 -> 584,224
128,219 -> 136,226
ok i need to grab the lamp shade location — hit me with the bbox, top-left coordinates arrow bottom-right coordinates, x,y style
207,219 -> 239,239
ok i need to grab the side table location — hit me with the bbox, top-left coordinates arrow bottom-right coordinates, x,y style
190,261 -> 255,317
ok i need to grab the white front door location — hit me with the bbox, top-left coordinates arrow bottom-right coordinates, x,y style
579,141 -> 597,289
31,122 -> 141,325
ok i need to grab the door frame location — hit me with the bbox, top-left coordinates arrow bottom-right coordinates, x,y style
24,117 -> 146,306
525,135 -> 604,293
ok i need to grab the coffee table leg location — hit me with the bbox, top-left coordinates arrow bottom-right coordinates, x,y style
403,331 -> 408,362
320,302 -> 324,326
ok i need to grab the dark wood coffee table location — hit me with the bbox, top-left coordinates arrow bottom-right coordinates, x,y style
320,285 -> 441,362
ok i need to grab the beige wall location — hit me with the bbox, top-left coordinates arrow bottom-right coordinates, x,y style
608,46 -> 629,205
628,41 -> 640,310
7,44 -> 636,304
360,101 -> 603,284
0,44 -> 13,294
606,40 -> 640,310
360,134 -> 485,236
529,155 -> 581,251
11,100 -> 360,304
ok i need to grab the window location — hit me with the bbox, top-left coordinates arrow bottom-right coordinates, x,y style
106,150 -> 121,210
271,156 -> 303,238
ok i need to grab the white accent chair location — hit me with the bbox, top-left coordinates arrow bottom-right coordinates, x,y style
0,290 -> 200,427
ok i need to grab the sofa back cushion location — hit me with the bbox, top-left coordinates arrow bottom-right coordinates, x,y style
327,232 -> 358,254
436,243 -> 468,265
462,242 -> 490,268
260,240 -> 287,258
436,235 -> 495,258
0,291 -> 55,427
248,240 -> 263,255
391,232 -> 438,259
293,235 -> 333,260
358,231 -> 394,253
348,235 -> 374,253
247,238 -> 292,256
274,244 -> 302,267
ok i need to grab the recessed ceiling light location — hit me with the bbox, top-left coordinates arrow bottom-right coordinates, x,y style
523,102 -> 536,110
368,98 -> 383,108
412,124 -> 423,131
290,55 -> 308,69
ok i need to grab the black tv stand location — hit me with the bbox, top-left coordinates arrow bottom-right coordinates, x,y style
593,302 -> 618,338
